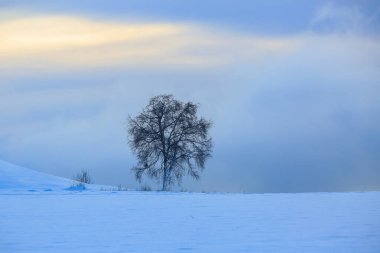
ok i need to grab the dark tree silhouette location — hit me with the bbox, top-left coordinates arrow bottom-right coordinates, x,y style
74,170 -> 92,184
128,95 -> 213,191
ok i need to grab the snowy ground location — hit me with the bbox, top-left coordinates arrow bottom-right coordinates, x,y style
1,160 -> 380,252
0,160 -> 103,192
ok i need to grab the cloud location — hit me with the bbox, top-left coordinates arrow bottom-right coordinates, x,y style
0,12 -> 298,73
310,2 -> 380,35
0,15 -> 196,69
1,6 -> 380,192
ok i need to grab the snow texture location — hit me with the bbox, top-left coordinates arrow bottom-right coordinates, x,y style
1,160 -> 379,253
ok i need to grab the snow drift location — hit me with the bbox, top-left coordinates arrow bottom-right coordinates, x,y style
0,159 -> 80,191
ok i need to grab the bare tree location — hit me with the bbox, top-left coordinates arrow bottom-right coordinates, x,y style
74,170 -> 92,184
128,95 -> 213,191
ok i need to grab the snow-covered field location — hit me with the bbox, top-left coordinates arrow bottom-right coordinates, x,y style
1,160 -> 379,253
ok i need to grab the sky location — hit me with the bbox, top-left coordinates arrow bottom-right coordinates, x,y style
0,0 -> 379,193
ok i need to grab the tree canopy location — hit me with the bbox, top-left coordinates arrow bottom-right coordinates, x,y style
128,95 -> 213,191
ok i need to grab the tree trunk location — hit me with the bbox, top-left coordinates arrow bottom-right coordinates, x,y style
162,168 -> 167,191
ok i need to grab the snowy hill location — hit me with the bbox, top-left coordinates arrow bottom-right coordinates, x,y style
0,159 -> 84,191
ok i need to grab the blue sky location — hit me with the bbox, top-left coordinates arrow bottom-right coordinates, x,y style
0,1 -> 379,192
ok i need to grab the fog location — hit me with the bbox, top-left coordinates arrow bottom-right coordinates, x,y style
0,1 -> 379,192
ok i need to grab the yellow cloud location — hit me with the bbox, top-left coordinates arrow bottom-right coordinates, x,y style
0,14 -> 297,71
1,16 -> 179,52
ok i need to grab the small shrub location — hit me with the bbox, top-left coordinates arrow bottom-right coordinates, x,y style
74,170 -> 92,184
